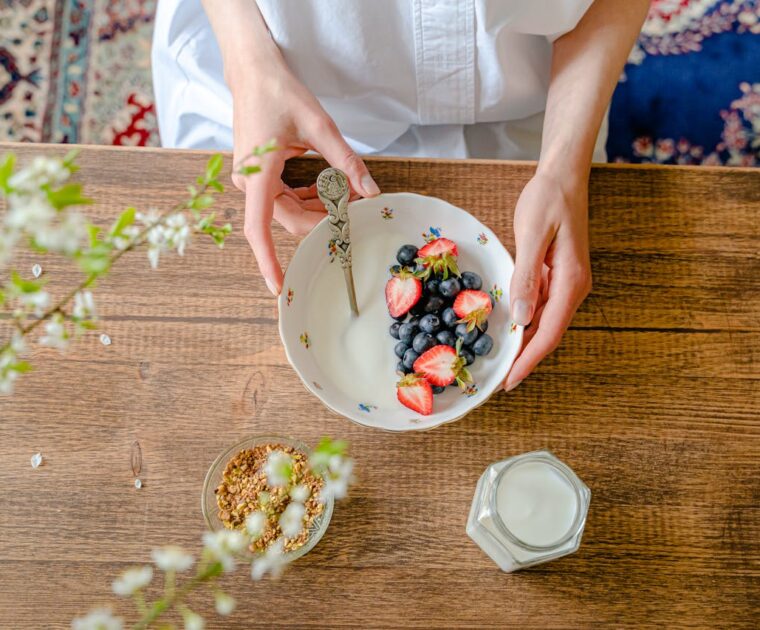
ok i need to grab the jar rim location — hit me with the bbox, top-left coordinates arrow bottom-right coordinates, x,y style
489,450 -> 586,552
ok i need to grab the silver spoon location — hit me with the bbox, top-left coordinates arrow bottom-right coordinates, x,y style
316,167 -> 359,316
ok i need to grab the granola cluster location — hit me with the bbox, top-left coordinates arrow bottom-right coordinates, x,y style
215,443 -> 325,553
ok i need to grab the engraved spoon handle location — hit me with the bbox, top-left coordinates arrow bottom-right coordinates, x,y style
316,168 -> 359,316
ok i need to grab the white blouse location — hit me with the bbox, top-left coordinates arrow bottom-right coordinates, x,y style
152,0 -> 607,161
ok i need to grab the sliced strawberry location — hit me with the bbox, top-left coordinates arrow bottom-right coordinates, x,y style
385,270 -> 422,318
415,238 -> 460,280
453,289 -> 492,332
413,343 -> 473,390
418,238 -> 458,259
397,374 -> 433,415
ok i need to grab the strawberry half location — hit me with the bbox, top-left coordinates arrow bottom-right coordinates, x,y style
413,343 -> 472,389
396,373 -> 433,415
385,269 -> 422,318
453,289 -> 492,332
415,238 -> 460,280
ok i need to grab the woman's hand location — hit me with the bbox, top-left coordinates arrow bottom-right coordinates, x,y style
504,171 -> 591,391
229,65 -> 379,295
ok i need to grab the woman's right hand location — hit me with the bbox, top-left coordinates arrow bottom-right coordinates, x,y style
228,60 -> 380,296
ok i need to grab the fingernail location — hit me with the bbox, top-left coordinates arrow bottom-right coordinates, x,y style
361,174 -> 380,196
511,299 -> 532,326
505,379 -> 523,393
265,278 -> 279,296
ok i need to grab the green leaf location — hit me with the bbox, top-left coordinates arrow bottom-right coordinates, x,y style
251,139 -> 278,156
187,184 -> 198,197
10,360 -> 32,374
192,194 -> 214,210
46,183 -> 93,209
238,165 -> 261,176
310,437 -> 349,471
77,242 -> 113,275
0,153 -> 16,194
10,271 -> 45,293
108,206 -> 135,237
87,223 -> 101,247
209,180 -> 224,193
62,148 -> 80,166
205,153 -> 223,181
0,289 -> 5,305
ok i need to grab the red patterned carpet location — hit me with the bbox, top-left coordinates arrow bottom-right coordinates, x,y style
0,0 -> 158,145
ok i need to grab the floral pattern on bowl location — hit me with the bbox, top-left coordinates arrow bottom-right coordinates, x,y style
278,193 -> 523,432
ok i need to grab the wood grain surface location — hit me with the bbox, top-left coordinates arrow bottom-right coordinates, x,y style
0,143 -> 758,629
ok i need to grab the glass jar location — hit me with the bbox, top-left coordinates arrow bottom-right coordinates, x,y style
466,450 -> 590,572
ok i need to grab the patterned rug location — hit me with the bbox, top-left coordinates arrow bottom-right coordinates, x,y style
0,0 -> 758,165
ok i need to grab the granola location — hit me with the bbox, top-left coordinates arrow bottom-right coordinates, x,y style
215,443 -> 325,553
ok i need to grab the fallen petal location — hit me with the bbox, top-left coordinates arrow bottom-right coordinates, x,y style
32,264 -> 42,278
100,333 -> 112,346
31,453 -> 43,468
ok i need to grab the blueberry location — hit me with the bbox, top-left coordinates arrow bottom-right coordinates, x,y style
414,262 -> 426,274
461,271 -> 482,290
397,244 -> 418,266
424,296 -> 445,313
410,300 -> 426,316
389,264 -> 402,275
480,320 -> 489,334
412,332 -> 436,354
398,322 -> 418,344
425,278 -> 440,295
419,314 -> 440,334
394,341 -> 409,359
436,330 -> 457,347
389,322 -> 401,339
432,385 -> 446,395
472,333 -> 493,356
439,277 -> 461,299
396,361 -> 410,374
407,316 -> 420,328
402,348 -> 419,370
455,323 -> 479,346
460,347 -> 475,366
442,307 -> 458,328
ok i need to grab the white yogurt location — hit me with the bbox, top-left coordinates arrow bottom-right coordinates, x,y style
307,230 -> 404,409
466,451 -> 590,572
495,460 -> 579,547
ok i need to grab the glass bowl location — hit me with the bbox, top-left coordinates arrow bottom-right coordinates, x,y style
201,435 -> 334,563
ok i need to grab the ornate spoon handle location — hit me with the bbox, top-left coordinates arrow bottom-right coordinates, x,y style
316,167 -> 359,316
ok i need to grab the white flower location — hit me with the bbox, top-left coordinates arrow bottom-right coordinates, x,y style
318,455 -> 354,503
202,529 -> 247,573
214,592 -> 236,616
264,451 -> 293,487
111,566 -> 153,597
279,501 -> 306,538
71,607 -> 123,630
181,609 -> 204,630
151,545 -> 194,572
0,228 -> 17,267
34,210 -> 87,255
72,290 -> 97,321
245,511 -> 267,539
19,288 -> 50,317
251,538 -> 286,581
39,313 -> 70,351
5,194 -> 55,231
162,212 -> 191,256
110,225 -> 139,251
290,483 -> 310,503
8,156 -> 69,193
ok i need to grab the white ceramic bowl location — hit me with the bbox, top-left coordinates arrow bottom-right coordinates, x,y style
278,192 -> 523,432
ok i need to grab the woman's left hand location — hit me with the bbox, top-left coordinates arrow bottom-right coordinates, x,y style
503,171 -> 592,391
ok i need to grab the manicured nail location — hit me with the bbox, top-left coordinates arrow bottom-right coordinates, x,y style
265,278 -> 279,296
511,299 -> 532,326
505,379 -> 523,393
361,174 -> 380,196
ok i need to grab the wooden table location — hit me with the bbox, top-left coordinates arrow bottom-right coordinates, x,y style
0,143 -> 758,629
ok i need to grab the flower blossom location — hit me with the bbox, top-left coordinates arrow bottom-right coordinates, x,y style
264,451 -> 293,487
72,290 -> 97,321
151,545 -> 194,572
71,608 -> 123,630
202,529 -> 247,573
111,566 -> 153,597
39,313 -> 70,351
279,501 -> 306,538
251,538 -> 286,581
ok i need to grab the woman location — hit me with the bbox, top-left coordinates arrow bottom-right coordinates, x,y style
152,0 -> 648,390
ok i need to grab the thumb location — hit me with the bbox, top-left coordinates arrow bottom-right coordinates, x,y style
509,237 -> 546,326
307,116 -> 380,197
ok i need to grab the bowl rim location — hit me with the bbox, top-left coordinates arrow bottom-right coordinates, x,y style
278,191 -> 524,432
201,434 -> 335,562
